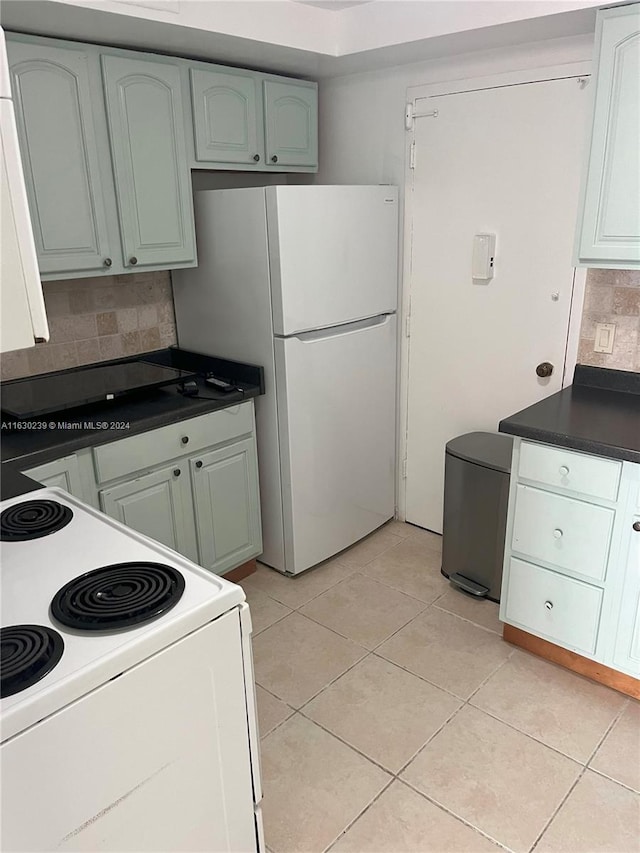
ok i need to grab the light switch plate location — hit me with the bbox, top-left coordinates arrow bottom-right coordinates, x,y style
594,323 -> 616,354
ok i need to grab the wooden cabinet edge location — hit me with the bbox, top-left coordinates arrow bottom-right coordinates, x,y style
503,623 -> 640,699
222,558 -> 257,584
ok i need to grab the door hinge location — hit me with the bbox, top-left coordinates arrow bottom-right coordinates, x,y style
409,140 -> 416,170
402,457 -> 408,479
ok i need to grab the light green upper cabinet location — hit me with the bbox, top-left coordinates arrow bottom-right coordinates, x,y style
264,80 -> 318,168
190,68 -> 263,166
101,55 -> 196,269
7,40 -> 113,275
575,4 -> 640,269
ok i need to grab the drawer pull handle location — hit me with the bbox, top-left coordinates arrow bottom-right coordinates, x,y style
173,468 -> 181,477
181,436 -> 189,445
559,465 -> 570,476
544,600 -> 553,610
195,460 -> 203,469
633,521 -> 640,532
553,528 -> 563,539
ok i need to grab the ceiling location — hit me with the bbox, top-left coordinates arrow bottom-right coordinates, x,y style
293,1 -> 372,10
0,0 -> 603,78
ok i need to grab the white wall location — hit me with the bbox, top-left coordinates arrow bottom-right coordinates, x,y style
318,32 -> 594,189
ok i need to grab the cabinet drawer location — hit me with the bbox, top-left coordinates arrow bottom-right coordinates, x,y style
504,558 -> 603,654
518,442 -> 621,501
93,403 -> 253,483
512,485 -> 614,582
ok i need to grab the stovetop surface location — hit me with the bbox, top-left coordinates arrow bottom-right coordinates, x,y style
0,488 -> 244,741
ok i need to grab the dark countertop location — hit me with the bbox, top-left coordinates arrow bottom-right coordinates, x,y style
499,365 -> 640,464
1,348 -> 264,496
1,468 -> 41,500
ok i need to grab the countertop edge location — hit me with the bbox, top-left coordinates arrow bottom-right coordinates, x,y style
1,387 -> 261,471
498,420 -> 640,465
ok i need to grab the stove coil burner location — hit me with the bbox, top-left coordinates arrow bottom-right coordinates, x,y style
0,625 -> 65,698
0,500 -> 73,542
50,563 -> 186,631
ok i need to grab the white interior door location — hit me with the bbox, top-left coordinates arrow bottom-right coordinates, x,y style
405,76 -> 588,533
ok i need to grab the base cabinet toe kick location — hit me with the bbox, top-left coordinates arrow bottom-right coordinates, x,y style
500,438 -> 640,697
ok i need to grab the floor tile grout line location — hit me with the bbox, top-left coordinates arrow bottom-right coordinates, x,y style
432,600 -> 503,635
393,701 -> 468,779
587,766 -> 640,795
526,684 -> 630,853
584,697 -> 629,767
460,653 -> 618,770
528,767 -> 586,853
290,582 -> 431,652
252,608 -> 294,638
369,649 -> 477,703
322,776 -> 396,853
254,680 -> 297,711
296,710 -> 399,777
287,648 -> 374,713
464,702 -> 595,768
399,777 -> 517,853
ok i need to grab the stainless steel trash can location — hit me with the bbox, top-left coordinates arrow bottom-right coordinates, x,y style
441,431 -> 513,602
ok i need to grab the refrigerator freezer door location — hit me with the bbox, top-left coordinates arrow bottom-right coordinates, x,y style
267,185 -> 398,336
274,314 -> 397,574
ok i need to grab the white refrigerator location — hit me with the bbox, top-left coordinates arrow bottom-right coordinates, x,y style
173,185 -> 398,575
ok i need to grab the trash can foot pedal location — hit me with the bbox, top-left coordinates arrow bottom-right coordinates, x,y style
448,573 -> 489,597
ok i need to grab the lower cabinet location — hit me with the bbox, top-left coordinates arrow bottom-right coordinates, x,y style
23,449 -> 98,508
501,439 -> 640,680
24,454 -> 84,496
612,509 -> 640,676
21,402 -> 263,577
190,439 -> 261,576
99,462 -> 198,563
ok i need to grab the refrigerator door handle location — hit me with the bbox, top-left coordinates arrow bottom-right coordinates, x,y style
290,313 -> 393,343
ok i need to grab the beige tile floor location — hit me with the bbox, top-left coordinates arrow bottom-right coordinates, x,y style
240,522 -> 640,853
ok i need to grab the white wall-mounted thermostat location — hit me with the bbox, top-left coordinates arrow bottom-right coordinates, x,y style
472,233 -> 496,282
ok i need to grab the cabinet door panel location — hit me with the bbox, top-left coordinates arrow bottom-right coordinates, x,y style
24,455 -> 84,498
99,464 -> 197,561
613,513 -> 640,677
7,40 -> 112,274
191,439 -> 262,575
101,55 -> 196,268
191,68 -> 262,165
577,6 -> 640,265
264,81 -> 317,168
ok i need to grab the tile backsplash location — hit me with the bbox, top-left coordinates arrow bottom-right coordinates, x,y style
1,272 -> 176,382
578,269 -> 640,372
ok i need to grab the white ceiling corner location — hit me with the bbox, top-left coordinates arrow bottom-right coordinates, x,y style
292,1 -> 373,11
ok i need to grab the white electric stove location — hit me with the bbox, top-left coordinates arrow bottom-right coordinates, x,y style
0,487 -> 263,852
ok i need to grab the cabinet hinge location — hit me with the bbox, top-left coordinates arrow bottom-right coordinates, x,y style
409,140 -> 416,170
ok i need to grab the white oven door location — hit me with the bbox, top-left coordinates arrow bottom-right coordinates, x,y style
1,608 -> 260,852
